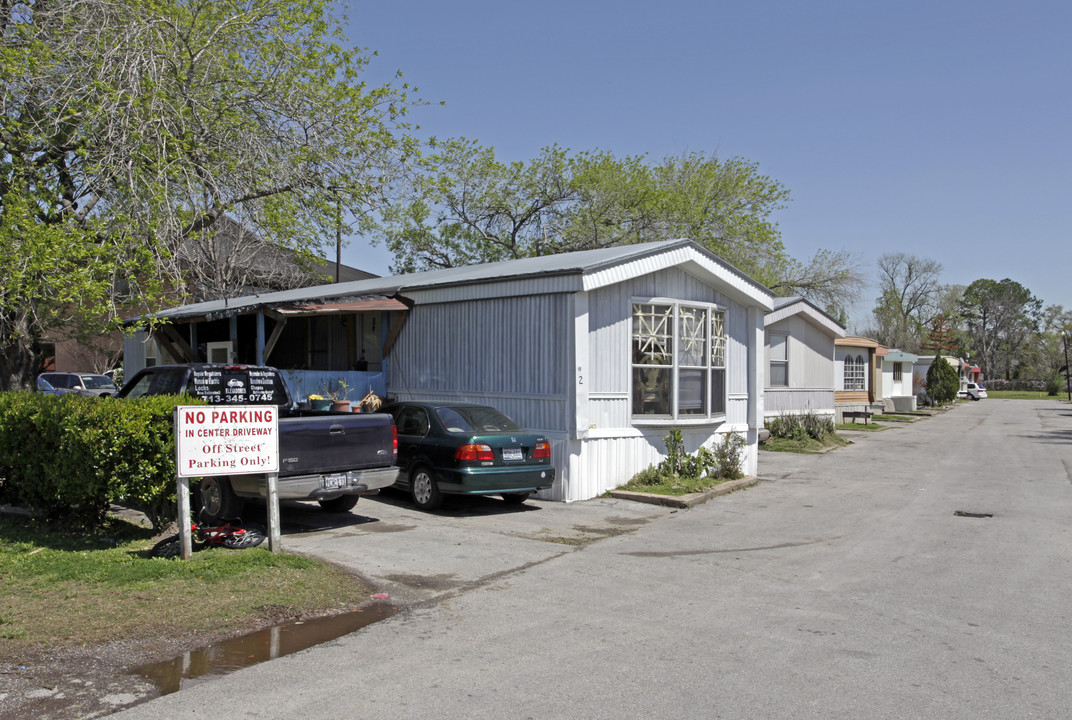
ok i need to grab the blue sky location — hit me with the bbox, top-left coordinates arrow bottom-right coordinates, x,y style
339,0 -> 1070,328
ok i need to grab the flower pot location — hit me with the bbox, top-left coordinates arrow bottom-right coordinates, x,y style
309,398 -> 332,411
332,400 -> 351,412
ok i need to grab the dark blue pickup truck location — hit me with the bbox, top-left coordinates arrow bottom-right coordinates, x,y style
118,364 -> 398,519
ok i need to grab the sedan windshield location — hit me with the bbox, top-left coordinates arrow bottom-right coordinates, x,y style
80,375 -> 117,390
436,406 -> 523,433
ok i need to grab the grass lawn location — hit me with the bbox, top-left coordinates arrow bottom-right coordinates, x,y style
0,513 -> 372,650
761,433 -> 852,454
870,414 -> 916,423
985,390 -> 1069,401
615,475 -> 736,496
835,422 -> 889,432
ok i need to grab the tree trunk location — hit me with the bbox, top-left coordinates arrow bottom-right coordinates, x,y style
0,315 -> 45,392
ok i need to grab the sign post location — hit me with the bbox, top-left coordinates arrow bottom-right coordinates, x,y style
267,472 -> 281,552
176,476 -> 192,559
175,405 -> 281,555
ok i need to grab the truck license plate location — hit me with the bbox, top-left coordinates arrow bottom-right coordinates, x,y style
324,473 -> 347,489
502,448 -> 524,462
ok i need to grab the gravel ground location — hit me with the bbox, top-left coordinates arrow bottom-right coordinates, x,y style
1,630 -> 209,719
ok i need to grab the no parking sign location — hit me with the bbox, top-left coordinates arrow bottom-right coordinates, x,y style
175,405 -> 279,477
172,405 -> 282,557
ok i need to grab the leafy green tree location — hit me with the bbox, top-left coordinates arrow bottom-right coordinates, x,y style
378,141 -> 866,307
1032,304 -> 1072,382
925,356 -> 960,405
960,278 -> 1042,380
377,141 -> 573,273
0,0 -> 418,389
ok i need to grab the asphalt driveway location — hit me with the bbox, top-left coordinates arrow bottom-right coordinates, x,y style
113,399 -> 1072,719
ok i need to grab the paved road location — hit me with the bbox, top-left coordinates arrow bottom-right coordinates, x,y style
114,400 -> 1072,719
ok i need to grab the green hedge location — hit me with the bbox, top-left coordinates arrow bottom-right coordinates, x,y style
0,393 -> 202,530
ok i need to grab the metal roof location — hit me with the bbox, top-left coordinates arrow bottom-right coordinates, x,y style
837,336 -> 890,356
138,239 -> 773,323
885,350 -> 920,363
766,296 -> 846,337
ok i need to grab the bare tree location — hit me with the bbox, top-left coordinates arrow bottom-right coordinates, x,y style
768,249 -> 868,313
176,216 -> 327,302
871,253 -> 944,351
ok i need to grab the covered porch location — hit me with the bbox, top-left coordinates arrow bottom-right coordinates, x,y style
125,295 -> 409,405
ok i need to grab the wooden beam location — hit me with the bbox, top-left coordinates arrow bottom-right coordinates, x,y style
263,316 -> 288,362
162,324 -> 198,362
382,310 -> 410,358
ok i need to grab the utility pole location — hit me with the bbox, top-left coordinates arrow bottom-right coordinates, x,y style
1063,330 -> 1071,402
335,196 -> 342,283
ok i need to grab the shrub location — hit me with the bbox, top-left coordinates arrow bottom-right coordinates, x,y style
0,393 -> 200,529
926,356 -> 960,405
711,432 -> 746,480
983,378 -> 1046,392
765,411 -> 834,442
1045,372 -> 1063,396
628,428 -> 746,486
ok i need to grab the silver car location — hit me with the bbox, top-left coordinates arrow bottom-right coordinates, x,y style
37,372 -> 118,397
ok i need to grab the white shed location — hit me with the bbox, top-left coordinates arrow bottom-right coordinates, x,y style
882,350 -> 919,411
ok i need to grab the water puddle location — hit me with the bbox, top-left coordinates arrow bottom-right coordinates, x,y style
132,603 -> 396,695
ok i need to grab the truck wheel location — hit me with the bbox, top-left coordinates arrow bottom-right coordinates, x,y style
410,466 -> 442,510
501,492 -> 531,505
197,477 -> 244,522
318,495 -> 360,513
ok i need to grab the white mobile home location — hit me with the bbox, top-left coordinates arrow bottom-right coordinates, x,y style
127,239 -> 773,502
764,296 -> 845,420
882,350 -> 919,411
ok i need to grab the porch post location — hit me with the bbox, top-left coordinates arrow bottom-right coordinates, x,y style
256,311 -> 266,365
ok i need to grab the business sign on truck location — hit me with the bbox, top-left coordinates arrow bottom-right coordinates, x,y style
175,405 -> 279,478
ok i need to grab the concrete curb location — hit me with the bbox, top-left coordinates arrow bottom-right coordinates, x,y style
608,476 -> 759,509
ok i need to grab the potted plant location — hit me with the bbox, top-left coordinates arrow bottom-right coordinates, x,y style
306,393 -> 332,411
358,390 -> 384,413
319,379 -> 352,411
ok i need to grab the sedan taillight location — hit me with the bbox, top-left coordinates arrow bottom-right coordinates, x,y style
455,444 -> 495,461
533,441 -> 551,459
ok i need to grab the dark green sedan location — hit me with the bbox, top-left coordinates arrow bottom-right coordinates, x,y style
381,402 -> 555,510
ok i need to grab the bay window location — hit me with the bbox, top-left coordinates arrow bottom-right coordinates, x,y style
632,301 -> 726,420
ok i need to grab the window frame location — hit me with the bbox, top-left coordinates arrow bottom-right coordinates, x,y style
843,353 -> 866,391
893,361 -> 903,382
631,298 -> 727,424
769,333 -> 789,388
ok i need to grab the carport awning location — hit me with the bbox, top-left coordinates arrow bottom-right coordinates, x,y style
277,299 -> 409,316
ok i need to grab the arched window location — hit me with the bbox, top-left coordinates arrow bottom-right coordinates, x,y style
844,353 -> 866,391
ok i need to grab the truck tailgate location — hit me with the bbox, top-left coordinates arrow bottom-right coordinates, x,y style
278,413 -> 394,475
